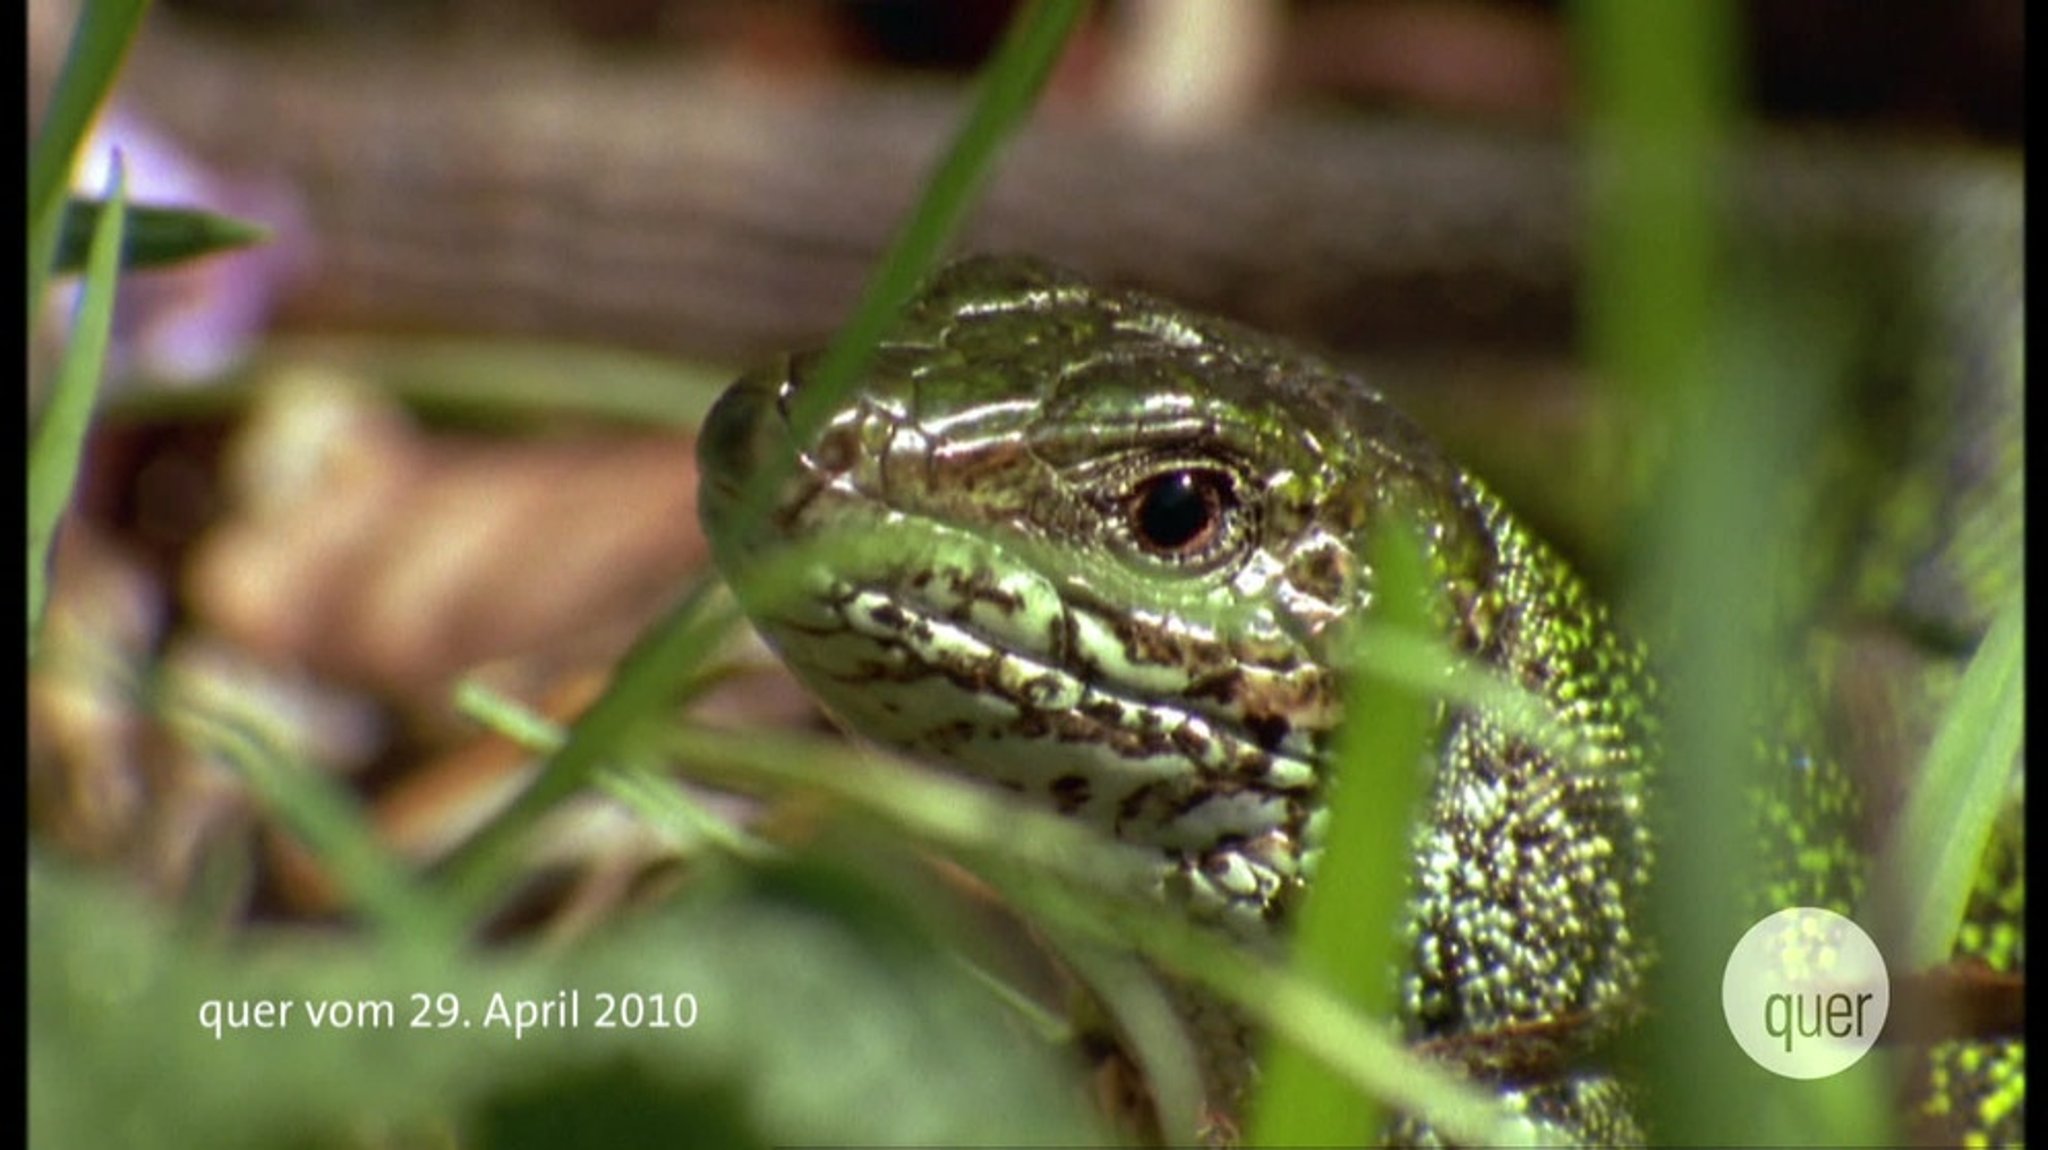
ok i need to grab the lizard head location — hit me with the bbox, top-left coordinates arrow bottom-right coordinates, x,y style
698,254 -> 1503,921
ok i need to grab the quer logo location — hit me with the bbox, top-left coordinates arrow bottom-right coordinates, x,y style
1721,907 -> 1890,1078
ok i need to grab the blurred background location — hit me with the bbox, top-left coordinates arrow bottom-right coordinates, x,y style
27,2 -> 2021,1145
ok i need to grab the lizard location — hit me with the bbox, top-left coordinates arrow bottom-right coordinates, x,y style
696,254 -> 2021,1145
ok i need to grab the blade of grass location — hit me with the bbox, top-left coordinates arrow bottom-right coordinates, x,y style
1037,927 -> 1208,1148
431,579 -> 738,920
1580,1 -> 1896,1143
1249,514 -> 1437,1147
1631,276 -> 1887,1146
725,0 -> 1087,537
29,156 -> 128,654
1884,594 -> 2024,966
29,0 -> 151,328
452,678 -> 780,864
1342,616 -> 1590,770
160,698 -> 462,947
1575,2 -> 1765,1145
53,196 -> 269,274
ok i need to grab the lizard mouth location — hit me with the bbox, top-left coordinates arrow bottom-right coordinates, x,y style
790,583 -> 1326,881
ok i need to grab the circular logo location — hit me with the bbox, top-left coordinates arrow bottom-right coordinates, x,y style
1722,907 -> 1889,1078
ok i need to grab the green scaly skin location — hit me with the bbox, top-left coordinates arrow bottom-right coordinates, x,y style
697,255 -> 2018,1144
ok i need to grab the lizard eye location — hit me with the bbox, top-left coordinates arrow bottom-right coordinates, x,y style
1125,468 -> 1242,563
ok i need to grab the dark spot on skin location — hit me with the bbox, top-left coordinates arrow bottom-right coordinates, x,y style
1173,776 -> 1240,819
810,423 -> 860,474
868,602 -> 909,630
943,568 -> 1023,617
1184,667 -> 1243,704
1064,585 -> 1229,675
1245,713 -> 1291,752
1118,782 -> 1160,828
1050,773 -> 1092,813
922,720 -> 983,755
1023,676 -> 1066,707
1203,841 -> 1246,877
1109,613 -> 1170,667
1048,609 -> 1079,667
1080,699 -> 1126,728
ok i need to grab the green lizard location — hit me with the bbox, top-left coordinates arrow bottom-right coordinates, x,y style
696,255 -> 2020,1144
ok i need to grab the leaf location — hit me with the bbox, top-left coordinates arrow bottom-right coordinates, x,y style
29,158 -> 128,653
1887,595 -> 2025,967
1248,513 -> 1438,1146
52,196 -> 269,274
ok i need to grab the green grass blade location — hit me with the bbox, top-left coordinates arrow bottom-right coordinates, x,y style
453,678 -> 780,863
1341,616 -> 1588,769
29,157 -> 128,654
1575,2 -> 1791,1145
725,0 -> 1087,536
1886,595 -> 2025,966
28,0 -> 152,327
53,196 -> 270,274
1248,515 -> 1437,1147
431,579 -> 737,920
1580,1 -> 1898,1143
1575,0 -> 1731,423
160,698 -> 462,947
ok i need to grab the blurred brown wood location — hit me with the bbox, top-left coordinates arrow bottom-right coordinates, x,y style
113,8 -> 2015,375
